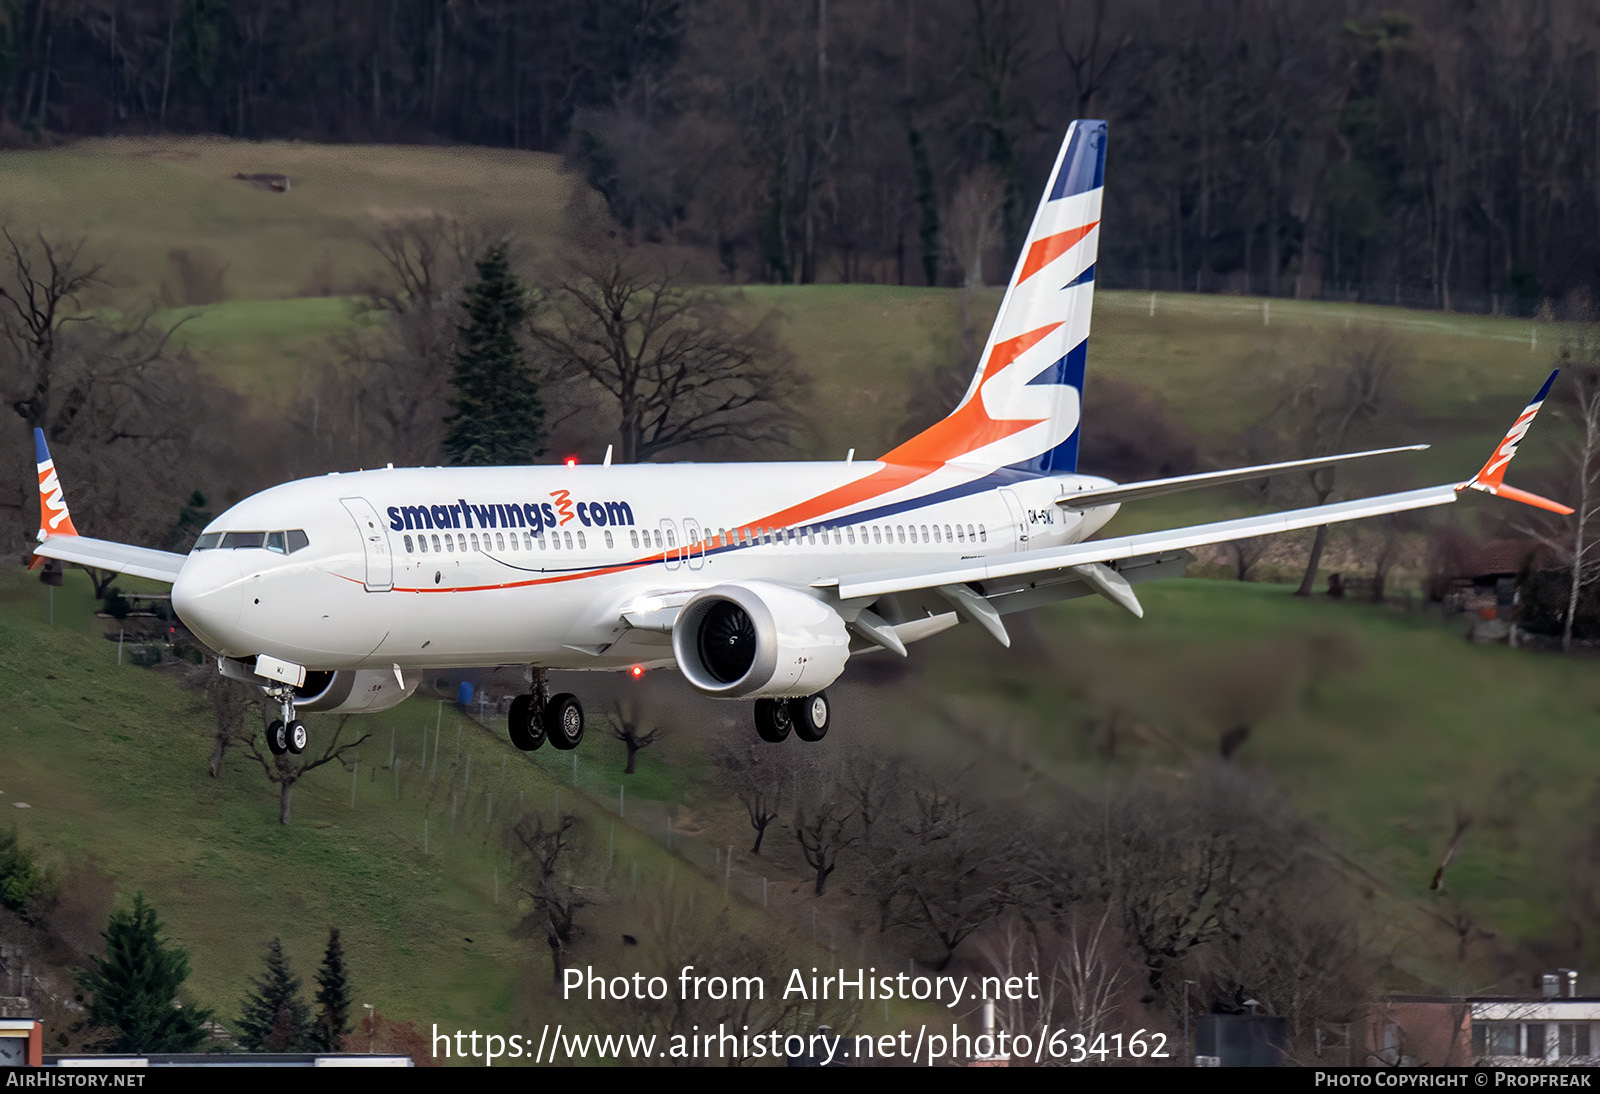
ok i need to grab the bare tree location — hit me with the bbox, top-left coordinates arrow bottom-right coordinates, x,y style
530,245 -> 802,462
1250,331 -> 1401,596
606,702 -> 665,775
794,770 -> 856,897
717,741 -> 792,855
510,811 -> 585,985
1513,359 -> 1600,650
0,228 -> 199,557
241,717 -> 370,825
181,662 -> 258,779
870,771 -> 1023,969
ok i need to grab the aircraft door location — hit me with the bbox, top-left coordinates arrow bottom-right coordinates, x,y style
998,488 -> 1031,552
660,519 -> 681,571
683,518 -> 705,571
340,497 -> 394,591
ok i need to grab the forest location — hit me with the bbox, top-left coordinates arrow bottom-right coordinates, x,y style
3,0 -> 1599,314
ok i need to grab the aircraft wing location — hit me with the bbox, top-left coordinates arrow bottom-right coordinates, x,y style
1054,444 -> 1428,509
834,482 -> 1459,602
32,535 -> 187,584
831,371 -> 1571,624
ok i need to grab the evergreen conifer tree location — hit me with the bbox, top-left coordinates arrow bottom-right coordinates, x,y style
443,245 -> 544,466
237,938 -> 313,1052
78,893 -> 212,1052
312,927 -> 353,1052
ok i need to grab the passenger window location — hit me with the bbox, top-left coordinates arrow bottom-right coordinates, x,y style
496,533 -> 505,550
945,524 -> 953,542
286,530 -> 309,553
872,527 -> 881,544
471,534 -> 480,551
551,534 -> 560,551
564,532 -> 574,550
921,524 -> 929,542
538,535 -> 547,549
897,526 -> 906,544
605,531 -> 614,549
630,530 -> 640,549
957,525 -> 966,542
576,531 -> 586,549
431,534 -> 442,552
654,530 -> 663,549
404,534 -> 415,553
979,525 -> 987,542
418,536 -> 428,554
457,535 -> 466,552
933,526 -> 941,543
446,536 -> 455,553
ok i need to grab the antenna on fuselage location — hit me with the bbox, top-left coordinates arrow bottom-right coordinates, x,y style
846,448 -> 855,464
604,445 -> 613,467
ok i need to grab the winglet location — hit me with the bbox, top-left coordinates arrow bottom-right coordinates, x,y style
1457,371 -> 1574,514
33,428 -> 81,543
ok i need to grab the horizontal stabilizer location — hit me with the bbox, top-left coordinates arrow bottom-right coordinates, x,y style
1056,445 -> 1428,509
32,536 -> 187,584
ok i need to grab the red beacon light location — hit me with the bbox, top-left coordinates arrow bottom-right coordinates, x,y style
564,456 -> 578,467
630,665 -> 644,678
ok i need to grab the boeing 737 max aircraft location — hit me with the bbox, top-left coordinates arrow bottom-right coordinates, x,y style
29,120 -> 1571,756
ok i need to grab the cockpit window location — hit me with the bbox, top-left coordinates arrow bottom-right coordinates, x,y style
194,529 -> 309,553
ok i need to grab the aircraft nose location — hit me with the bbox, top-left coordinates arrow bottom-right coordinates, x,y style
172,551 -> 245,654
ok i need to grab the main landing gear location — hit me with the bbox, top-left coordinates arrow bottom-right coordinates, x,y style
264,688 -> 308,757
508,668 -> 584,752
753,691 -> 830,744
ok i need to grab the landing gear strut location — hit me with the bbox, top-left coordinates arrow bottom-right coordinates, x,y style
754,692 -> 829,744
508,669 -> 584,752
264,688 -> 307,756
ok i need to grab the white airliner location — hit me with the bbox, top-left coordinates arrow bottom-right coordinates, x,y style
30,120 -> 1570,757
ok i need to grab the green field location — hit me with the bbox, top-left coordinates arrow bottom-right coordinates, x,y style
0,570 -> 884,1053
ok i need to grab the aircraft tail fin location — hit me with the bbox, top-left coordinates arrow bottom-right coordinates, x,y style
33,428 -> 80,549
883,119 -> 1105,474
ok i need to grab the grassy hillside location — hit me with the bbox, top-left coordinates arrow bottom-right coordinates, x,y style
0,570 -> 889,1055
0,138 -> 581,302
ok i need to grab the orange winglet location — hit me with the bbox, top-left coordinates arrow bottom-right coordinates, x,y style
1457,370 -> 1572,514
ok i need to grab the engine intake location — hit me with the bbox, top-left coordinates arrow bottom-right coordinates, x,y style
292,668 -> 419,713
672,582 -> 849,698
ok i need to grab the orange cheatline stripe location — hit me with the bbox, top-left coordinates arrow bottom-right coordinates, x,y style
1017,221 -> 1098,284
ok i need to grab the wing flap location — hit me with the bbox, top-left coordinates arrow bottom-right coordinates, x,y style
32,536 -> 187,584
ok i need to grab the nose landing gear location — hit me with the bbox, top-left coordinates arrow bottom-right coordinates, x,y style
508,669 -> 585,752
264,689 -> 308,756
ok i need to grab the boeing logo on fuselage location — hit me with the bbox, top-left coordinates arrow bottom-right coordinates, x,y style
387,495 -> 636,536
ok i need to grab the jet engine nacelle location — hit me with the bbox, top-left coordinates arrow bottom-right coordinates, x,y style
672,582 -> 850,699
294,665 -> 419,716
218,656 -> 421,713
292,668 -> 420,713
